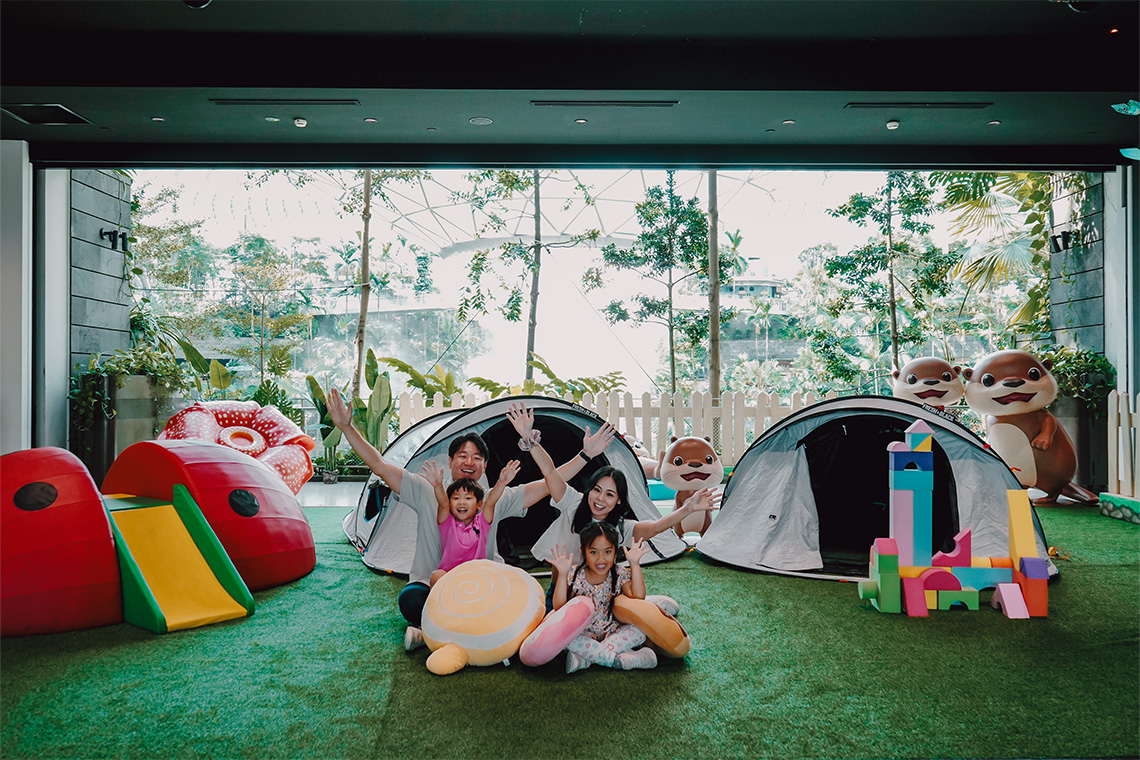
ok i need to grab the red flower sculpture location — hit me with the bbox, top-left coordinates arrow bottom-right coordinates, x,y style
158,401 -> 316,494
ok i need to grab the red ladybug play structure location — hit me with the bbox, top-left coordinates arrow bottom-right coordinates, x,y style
1,437 -> 316,636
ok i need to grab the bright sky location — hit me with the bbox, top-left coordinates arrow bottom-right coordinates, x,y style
135,168 -> 945,394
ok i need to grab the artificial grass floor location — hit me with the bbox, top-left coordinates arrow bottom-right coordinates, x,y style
2,504 -> 1137,760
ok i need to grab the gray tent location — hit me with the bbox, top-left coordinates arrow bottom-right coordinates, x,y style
343,396 -> 687,574
698,396 -> 1055,580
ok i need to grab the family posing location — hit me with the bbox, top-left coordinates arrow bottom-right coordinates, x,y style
328,393 -> 717,673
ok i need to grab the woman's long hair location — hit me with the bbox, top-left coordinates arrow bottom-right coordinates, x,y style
570,466 -> 632,535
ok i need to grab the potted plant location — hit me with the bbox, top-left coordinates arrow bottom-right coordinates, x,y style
1038,344 -> 1117,493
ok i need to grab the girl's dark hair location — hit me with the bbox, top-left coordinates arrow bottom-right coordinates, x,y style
446,478 -> 484,501
568,521 -> 622,617
570,466 -> 632,534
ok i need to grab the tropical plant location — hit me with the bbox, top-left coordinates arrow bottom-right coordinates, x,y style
1038,345 -> 1117,414
306,375 -> 345,474
378,357 -> 465,402
468,352 -> 625,401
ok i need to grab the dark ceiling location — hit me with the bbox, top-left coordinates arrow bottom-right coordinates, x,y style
2,0 -> 1137,169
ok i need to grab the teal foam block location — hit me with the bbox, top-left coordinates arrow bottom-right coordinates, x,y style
889,468 -> 934,492
912,489 -> 933,566
951,566 -> 1013,590
648,480 -> 676,501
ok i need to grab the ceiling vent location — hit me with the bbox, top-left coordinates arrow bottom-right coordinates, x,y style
1,104 -> 91,125
844,102 -> 992,110
531,100 -> 678,108
210,99 -> 361,107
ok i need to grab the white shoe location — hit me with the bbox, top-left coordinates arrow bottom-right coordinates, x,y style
565,651 -> 591,674
646,594 -> 680,616
615,647 -> 658,670
404,626 -> 424,652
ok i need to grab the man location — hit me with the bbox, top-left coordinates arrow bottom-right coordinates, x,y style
328,390 -> 615,648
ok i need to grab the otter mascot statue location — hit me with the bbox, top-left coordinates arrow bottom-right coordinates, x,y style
892,357 -> 964,410
963,349 -> 1098,506
655,436 -> 723,538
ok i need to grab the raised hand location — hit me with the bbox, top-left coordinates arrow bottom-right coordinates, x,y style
421,460 -> 446,488
498,459 -> 521,486
327,388 -> 352,430
684,487 -> 722,513
624,539 -> 650,566
506,402 -> 535,441
549,544 -> 574,577
582,421 -> 616,458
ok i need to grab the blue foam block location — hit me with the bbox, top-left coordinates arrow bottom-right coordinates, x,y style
951,566 -> 1013,590
889,468 -> 934,493
888,450 -> 934,472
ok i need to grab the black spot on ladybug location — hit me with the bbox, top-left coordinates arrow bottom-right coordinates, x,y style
13,482 -> 58,511
229,489 -> 260,517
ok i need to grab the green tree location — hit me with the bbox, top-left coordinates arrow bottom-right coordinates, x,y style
453,169 -> 599,379
746,296 -> 790,363
827,171 -> 955,370
585,170 -> 732,394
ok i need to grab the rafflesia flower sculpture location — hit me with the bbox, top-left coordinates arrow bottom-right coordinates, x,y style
158,401 -> 316,494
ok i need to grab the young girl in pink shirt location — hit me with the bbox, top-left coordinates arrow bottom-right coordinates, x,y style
425,460 -> 520,586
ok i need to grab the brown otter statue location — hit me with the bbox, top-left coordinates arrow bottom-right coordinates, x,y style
892,357 -> 964,410
963,349 -> 1098,506
655,436 -> 723,538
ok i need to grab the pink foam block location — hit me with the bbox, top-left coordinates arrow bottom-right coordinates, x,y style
991,583 -> 1030,619
901,577 -> 929,617
933,529 -> 972,567
890,489 -> 914,566
919,567 -> 962,591
874,537 -> 899,556
519,596 -> 594,667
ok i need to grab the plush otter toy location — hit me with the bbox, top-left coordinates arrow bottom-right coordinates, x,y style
892,357 -> 964,410
655,436 -> 722,537
963,349 -> 1098,506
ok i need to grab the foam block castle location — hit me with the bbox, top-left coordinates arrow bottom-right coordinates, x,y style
857,420 -> 1049,619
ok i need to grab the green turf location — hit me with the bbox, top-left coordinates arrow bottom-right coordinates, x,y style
2,505 -> 1137,760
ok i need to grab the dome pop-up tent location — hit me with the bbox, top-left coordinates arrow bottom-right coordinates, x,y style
698,396 -> 1054,580
343,396 -> 687,574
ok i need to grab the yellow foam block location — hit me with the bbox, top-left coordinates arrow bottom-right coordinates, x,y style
1007,490 -> 1038,563
112,505 -> 247,631
924,589 -> 938,609
971,556 -> 993,568
899,566 -> 930,578
913,435 -> 933,452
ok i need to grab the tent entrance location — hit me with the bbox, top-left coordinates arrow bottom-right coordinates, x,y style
798,414 -> 960,576
481,416 -> 612,569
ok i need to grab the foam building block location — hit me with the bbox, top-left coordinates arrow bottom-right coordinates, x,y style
911,489 -> 933,566
890,490 -> 915,566
1015,557 -> 1049,617
933,528 -> 972,567
1007,490 -> 1039,564
970,556 -> 992,568
938,589 -> 980,610
901,577 -> 929,617
991,583 -> 1030,619
924,589 -> 938,609
861,538 -> 902,613
873,538 -> 900,572
905,420 -> 934,451
950,566 -> 1013,590
919,567 -> 961,591
889,468 -> 935,493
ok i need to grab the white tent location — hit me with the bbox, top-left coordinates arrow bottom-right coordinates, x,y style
343,396 -> 687,574
698,396 -> 1055,580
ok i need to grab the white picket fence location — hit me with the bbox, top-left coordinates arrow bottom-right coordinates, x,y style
1107,389 -> 1139,497
396,390 -> 839,466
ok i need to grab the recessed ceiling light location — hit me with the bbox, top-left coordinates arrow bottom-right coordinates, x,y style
988,120 -> 1002,126
293,117 -> 307,128
782,119 -> 795,125
469,116 -> 493,126
765,129 -> 776,133
426,127 -> 437,132
886,120 -> 900,130
364,118 -> 378,123
265,116 -> 280,123
151,116 -> 164,122
575,118 -> 588,124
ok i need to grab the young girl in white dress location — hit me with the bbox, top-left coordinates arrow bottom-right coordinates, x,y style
549,521 -> 657,673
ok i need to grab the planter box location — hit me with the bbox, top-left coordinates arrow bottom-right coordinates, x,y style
1050,395 -> 1108,494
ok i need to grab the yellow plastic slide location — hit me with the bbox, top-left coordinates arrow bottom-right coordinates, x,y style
104,487 -> 254,633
